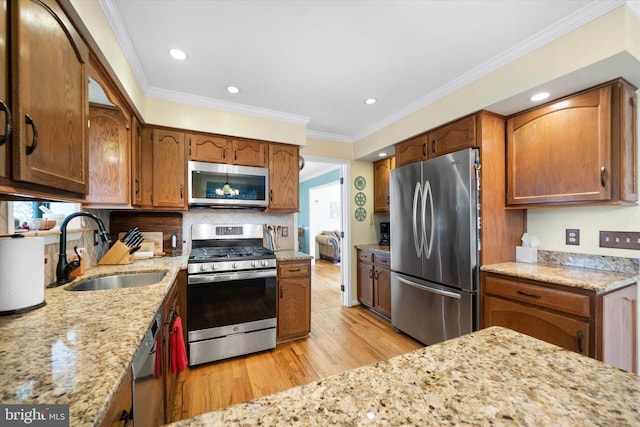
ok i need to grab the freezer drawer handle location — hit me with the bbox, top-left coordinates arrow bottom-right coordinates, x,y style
397,276 -> 461,299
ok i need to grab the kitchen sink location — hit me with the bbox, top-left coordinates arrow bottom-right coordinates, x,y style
65,271 -> 167,291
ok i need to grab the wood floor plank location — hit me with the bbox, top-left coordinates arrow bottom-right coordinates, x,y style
169,259 -> 422,422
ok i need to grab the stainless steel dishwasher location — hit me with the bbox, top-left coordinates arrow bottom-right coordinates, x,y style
131,309 -> 164,427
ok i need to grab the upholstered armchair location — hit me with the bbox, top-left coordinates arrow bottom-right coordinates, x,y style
315,230 -> 341,263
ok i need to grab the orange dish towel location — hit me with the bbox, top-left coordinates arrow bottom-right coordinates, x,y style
171,316 -> 188,373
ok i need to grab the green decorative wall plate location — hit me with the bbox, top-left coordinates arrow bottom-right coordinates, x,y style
355,207 -> 367,222
354,176 -> 366,190
354,191 -> 366,206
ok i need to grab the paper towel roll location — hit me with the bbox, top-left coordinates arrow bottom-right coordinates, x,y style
0,237 -> 46,314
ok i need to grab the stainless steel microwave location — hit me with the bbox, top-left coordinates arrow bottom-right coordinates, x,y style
188,161 -> 269,208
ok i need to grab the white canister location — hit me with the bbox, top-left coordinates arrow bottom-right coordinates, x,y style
0,236 -> 46,315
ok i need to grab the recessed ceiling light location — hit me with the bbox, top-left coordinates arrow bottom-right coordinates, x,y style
169,49 -> 187,60
530,92 -> 550,102
378,152 -> 387,157
364,98 -> 377,105
227,86 -> 240,94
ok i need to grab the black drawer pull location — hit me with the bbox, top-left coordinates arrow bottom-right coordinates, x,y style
288,269 -> 301,273
0,100 -> 12,146
517,290 -> 541,299
577,330 -> 584,353
25,114 -> 38,155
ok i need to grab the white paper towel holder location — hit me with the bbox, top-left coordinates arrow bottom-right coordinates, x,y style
0,235 -> 47,316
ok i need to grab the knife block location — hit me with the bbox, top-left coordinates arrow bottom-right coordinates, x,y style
99,241 -> 134,265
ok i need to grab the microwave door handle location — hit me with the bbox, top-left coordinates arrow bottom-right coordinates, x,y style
397,276 -> 461,299
412,181 -> 423,258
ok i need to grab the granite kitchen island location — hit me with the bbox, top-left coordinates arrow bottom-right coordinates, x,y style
168,326 -> 639,426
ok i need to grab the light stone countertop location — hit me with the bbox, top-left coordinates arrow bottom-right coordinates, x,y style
481,262 -> 638,293
167,326 -> 640,426
274,250 -> 313,261
0,255 -> 188,426
354,244 -> 391,254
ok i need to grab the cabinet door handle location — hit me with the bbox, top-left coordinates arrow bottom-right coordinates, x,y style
431,140 -> 436,154
0,100 -> 12,146
119,409 -> 132,427
223,147 -> 226,160
280,287 -> 283,299
135,179 -> 140,195
369,268 -> 373,278
422,143 -> 426,157
25,114 -> 38,155
516,290 -> 541,299
179,184 -> 183,199
600,166 -> 606,188
374,270 -> 379,279
234,147 -> 237,161
577,330 -> 584,353
270,189 -> 273,202
387,195 -> 390,205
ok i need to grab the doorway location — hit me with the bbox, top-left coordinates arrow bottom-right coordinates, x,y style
297,156 -> 350,307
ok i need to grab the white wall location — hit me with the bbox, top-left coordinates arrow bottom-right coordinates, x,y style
309,182 -> 341,258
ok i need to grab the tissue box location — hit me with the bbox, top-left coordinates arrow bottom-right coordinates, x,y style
516,246 -> 538,263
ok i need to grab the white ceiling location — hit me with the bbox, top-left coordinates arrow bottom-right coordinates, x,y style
102,0 -> 637,148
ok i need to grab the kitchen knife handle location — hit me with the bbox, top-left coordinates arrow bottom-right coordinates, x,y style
0,100 -> 12,146
600,166 -> 606,188
25,114 -> 38,155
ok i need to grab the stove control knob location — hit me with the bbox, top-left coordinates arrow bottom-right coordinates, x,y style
251,261 -> 257,267
200,264 -> 207,272
212,264 -> 217,270
232,262 -> 237,269
261,260 -> 267,267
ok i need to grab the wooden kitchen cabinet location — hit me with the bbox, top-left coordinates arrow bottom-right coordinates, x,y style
8,0 -> 88,195
0,0 -> 8,180
427,114 -> 477,157
99,368 -> 133,427
131,120 -> 153,208
85,55 -> 133,208
277,259 -> 311,341
188,134 -> 266,167
373,156 -> 395,214
152,128 -> 187,209
395,134 -> 428,167
268,143 -> 299,212
162,270 -> 187,424
482,271 -> 638,373
507,78 -> 638,207
357,249 -> 391,318
85,105 -> 131,207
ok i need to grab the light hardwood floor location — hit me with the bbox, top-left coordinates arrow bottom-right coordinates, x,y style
169,259 -> 422,422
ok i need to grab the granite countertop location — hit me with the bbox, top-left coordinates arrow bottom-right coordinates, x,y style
168,326 -> 639,426
481,262 -> 638,293
354,244 -> 391,254
275,250 -> 313,261
0,255 -> 188,426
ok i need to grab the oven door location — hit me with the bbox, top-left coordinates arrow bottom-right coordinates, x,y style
187,269 -> 277,341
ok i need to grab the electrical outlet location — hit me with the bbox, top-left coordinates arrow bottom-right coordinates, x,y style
566,229 -> 580,245
599,231 -> 640,250
281,226 -> 288,237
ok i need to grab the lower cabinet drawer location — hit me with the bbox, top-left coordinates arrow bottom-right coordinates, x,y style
484,275 -> 590,318
278,261 -> 310,278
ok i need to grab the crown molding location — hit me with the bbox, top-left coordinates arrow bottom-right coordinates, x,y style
305,129 -> 353,144
146,87 -> 310,126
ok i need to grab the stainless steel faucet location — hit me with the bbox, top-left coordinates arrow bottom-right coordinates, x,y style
52,212 -> 111,287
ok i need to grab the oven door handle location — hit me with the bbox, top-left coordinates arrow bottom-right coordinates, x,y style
188,269 -> 277,284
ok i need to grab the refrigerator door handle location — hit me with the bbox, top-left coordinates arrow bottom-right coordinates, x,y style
412,181 -> 423,257
422,180 -> 435,259
397,276 -> 462,299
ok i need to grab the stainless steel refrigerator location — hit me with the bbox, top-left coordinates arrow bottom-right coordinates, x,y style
390,148 -> 480,345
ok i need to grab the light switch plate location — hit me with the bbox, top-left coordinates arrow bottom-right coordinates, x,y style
599,231 -> 640,250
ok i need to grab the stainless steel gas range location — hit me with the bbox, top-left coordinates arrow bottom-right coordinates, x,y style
187,223 -> 277,366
